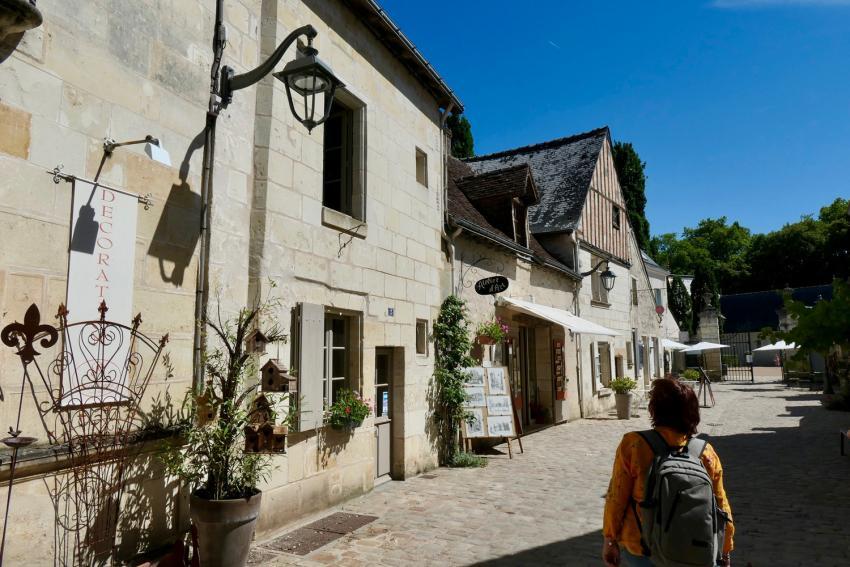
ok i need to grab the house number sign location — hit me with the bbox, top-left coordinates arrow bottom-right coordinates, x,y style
474,276 -> 509,295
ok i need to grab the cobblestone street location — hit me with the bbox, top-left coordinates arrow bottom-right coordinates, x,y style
251,379 -> 850,566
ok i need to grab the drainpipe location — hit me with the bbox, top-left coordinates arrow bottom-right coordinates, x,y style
438,103 -> 456,296
193,0 -> 226,393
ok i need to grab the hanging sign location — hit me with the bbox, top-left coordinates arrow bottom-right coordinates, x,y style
474,276 -> 509,295
64,179 -> 139,405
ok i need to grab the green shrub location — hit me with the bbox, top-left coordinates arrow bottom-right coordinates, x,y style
450,451 -> 487,468
610,377 -> 637,394
681,369 -> 700,381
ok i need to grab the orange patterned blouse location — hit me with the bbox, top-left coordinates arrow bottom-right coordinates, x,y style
602,426 -> 735,557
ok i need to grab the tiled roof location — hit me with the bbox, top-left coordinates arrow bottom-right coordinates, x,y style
464,127 -> 609,234
447,158 -> 577,277
454,164 -> 538,204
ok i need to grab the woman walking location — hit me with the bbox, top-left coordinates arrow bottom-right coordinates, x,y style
602,378 -> 734,566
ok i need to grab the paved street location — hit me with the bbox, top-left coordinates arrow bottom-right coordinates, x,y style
251,378 -> 850,566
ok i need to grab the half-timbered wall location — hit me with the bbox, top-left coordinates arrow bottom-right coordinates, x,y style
575,138 -> 629,263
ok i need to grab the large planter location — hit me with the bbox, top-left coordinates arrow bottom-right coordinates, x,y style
614,393 -> 632,419
190,490 -> 262,567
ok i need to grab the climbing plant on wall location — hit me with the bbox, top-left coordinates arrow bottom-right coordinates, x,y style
432,295 -> 475,464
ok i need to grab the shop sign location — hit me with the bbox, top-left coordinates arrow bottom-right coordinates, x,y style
474,276 -> 509,295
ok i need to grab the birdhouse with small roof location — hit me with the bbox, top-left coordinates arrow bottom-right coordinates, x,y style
260,359 -> 296,393
245,329 -> 270,355
249,393 -> 274,424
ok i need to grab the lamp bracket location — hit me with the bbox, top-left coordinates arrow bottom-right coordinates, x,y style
580,259 -> 609,278
220,24 -> 317,109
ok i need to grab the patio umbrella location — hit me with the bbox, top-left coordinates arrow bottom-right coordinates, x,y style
753,340 -> 797,351
662,338 -> 689,350
682,341 -> 729,353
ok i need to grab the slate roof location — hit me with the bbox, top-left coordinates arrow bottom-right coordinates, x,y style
464,127 -> 609,235
454,164 -> 539,204
447,158 -> 577,277
720,284 -> 833,333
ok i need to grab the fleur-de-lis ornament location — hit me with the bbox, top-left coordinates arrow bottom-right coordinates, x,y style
1,304 -> 59,364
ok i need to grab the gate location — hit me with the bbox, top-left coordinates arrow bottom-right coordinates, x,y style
719,332 -> 755,382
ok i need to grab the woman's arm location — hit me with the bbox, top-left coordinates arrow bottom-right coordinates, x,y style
703,444 -> 735,554
602,437 -> 633,545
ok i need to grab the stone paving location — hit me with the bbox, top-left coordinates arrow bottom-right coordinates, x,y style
250,378 -> 850,566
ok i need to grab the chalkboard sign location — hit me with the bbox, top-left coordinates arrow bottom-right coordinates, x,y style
474,276 -> 509,295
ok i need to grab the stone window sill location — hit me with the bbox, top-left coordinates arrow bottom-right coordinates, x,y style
322,207 -> 367,239
590,300 -> 611,309
597,387 -> 613,397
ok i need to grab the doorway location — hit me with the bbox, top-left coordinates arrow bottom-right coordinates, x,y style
374,348 -> 393,479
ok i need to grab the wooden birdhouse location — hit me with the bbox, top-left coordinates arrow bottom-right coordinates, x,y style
195,390 -> 216,426
249,393 -> 274,425
260,359 -> 296,393
244,424 -> 262,453
245,329 -> 270,354
270,424 -> 288,453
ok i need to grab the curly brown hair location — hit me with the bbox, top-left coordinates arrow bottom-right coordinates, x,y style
648,378 -> 700,436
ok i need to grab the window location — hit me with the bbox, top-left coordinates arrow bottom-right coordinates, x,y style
654,288 -> 663,307
626,342 -> 633,368
322,91 -> 366,221
512,201 -> 528,247
415,147 -> 428,187
598,342 -> 612,387
631,277 -> 639,306
613,205 -> 621,230
294,304 -> 362,431
590,255 -> 609,305
416,319 -> 428,355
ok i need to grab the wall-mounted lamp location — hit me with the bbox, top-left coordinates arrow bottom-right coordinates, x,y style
580,259 -> 616,292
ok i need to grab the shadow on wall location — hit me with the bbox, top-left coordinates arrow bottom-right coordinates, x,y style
147,131 -> 204,287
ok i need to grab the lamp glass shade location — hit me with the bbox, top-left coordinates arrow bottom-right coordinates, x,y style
601,269 -> 616,292
273,48 -> 344,133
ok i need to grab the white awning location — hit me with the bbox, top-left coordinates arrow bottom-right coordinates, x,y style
499,297 -> 619,336
682,341 -> 729,353
753,340 -> 797,351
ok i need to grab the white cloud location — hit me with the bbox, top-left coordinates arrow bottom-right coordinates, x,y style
712,0 -> 850,7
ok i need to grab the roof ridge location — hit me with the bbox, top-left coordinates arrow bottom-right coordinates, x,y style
464,126 -> 610,162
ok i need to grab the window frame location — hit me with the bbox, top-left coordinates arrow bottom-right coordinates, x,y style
415,318 -> 429,356
590,255 -> 610,305
613,205 -> 621,230
415,147 -> 428,187
321,89 -> 367,223
631,277 -> 639,306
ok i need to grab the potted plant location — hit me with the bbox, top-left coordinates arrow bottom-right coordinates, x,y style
475,317 -> 510,366
610,377 -> 637,419
162,297 -> 287,567
326,389 -> 371,430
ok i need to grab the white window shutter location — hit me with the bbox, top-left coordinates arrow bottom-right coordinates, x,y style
298,303 -> 325,431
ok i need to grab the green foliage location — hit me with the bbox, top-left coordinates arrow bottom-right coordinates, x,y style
681,369 -> 700,381
667,276 -> 693,335
690,263 -> 719,332
610,377 -> 637,394
650,198 -> 849,295
447,114 -> 474,159
326,389 -> 371,429
432,295 -> 475,464
475,317 -> 510,343
450,451 -> 487,468
612,141 -> 650,251
783,278 -> 850,355
162,293 -> 287,500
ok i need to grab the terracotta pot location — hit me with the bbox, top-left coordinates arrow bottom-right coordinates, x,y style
477,335 -> 495,346
190,490 -> 262,567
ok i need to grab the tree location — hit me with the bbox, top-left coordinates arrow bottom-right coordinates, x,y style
447,114 -> 474,159
612,141 -> 650,251
668,275 -> 693,335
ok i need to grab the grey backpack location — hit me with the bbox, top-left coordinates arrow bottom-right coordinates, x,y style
635,430 -> 728,567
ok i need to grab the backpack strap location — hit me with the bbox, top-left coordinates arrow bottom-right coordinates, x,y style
637,429 -> 670,456
686,435 -> 708,460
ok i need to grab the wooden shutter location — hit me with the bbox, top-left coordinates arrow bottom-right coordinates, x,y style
298,302 -> 325,431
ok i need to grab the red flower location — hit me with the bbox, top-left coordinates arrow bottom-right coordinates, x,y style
345,406 -> 352,414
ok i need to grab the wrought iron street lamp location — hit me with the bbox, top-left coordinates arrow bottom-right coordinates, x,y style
581,258 -> 616,292
193,8 -> 343,391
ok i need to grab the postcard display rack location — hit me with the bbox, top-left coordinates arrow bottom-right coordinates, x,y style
460,366 -> 524,458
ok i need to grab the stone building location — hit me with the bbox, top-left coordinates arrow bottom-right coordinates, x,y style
0,0 -> 459,561
464,127 -> 666,417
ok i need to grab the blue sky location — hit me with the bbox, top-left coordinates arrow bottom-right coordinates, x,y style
378,0 -> 850,236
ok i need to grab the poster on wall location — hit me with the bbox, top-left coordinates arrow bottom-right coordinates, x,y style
64,179 -> 139,406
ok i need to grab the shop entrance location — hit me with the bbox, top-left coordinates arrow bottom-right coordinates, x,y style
375,347 -> 404,479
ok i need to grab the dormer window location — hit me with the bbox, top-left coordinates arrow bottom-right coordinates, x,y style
613,205 -> 621,230
512,199 -> 528,247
